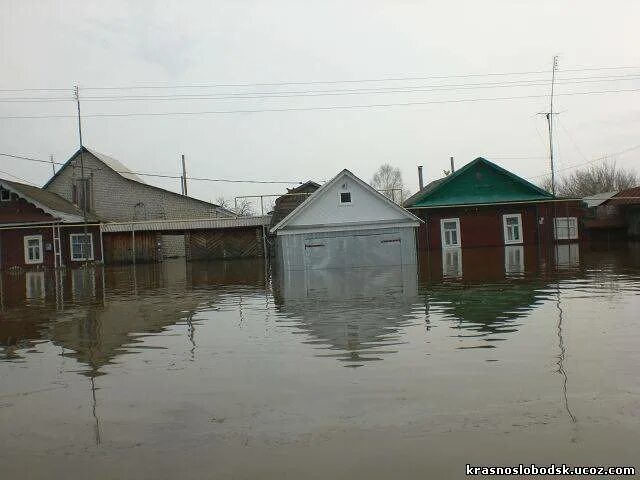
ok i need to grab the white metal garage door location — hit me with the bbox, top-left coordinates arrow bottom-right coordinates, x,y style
303,232 -> 402,269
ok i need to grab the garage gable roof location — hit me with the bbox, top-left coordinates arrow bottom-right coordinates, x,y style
270,169 -> 421,233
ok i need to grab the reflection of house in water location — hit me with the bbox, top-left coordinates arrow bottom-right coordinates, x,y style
272,265 -> 420,366
423,281 -> 549,341
0,259 -> 268,375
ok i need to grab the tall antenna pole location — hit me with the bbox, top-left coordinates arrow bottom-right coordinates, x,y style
181,154 -> 188,196
74,85 -> 89,262
49,154 -> 56,176
547,56 -> 559,196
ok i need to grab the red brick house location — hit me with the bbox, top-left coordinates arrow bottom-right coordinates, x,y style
404,157 -> 585,250
0,179 -> 102,269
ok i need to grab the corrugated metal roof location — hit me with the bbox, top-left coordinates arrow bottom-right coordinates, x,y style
583,191 -> 617,208
101,215 -> 271,232
85,147 -> 145,183
0,178 -> 101,222
606,186 -> 640,206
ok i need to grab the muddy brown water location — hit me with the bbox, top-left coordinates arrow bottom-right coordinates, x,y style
1,243 -> 639,479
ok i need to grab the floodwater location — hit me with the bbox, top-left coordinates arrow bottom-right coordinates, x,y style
1,243 -> 639,479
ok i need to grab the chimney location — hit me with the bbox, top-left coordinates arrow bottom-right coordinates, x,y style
418,165 -> 424,190
450,156 -> 455,173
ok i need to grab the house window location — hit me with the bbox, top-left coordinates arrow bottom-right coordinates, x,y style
554,217 -> 578,240
24,235 -> 43,264
440,218 -> 461,247
339,191 -> 352,205
1,187 -> 11,202
70,233 -> 94,261
503,214 -> 523,245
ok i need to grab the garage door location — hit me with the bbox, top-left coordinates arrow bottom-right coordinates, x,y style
303,232 -> 402,269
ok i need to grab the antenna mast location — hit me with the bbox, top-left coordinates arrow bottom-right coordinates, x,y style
547,56 -> 559,196
74,85 -> 89,261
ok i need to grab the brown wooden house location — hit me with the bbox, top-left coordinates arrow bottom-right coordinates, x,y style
0,179 -> 102,269
404,158 -> 585,250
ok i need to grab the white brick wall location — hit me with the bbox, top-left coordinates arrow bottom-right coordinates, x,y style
45,151 -> 232,222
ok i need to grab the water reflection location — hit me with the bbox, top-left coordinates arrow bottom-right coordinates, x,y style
0,259 -> 268,374
2,244 -> 640,476
272,265 -> 420,366
1,244 -> 639,374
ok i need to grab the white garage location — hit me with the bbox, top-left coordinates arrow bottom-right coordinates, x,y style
271,169 -> 421,270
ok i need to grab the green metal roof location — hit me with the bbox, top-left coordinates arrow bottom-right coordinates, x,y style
404,157 -> 553,208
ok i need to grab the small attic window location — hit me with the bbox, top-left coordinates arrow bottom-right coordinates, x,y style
0,188 -> 11,202
339,191 -> 352,205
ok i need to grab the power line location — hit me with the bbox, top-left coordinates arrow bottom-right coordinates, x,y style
1,87 -> 639,120
2,73 -> 640,103
0,153 -> 303,184
70,65 -> 640,90
1,65 -> 638,93
0,168 -> 39,186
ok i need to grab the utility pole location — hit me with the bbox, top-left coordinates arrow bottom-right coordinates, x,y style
50,154 -> 56,176
181,154 -> 188,196
74,85 -> 89,263
547,56 -> 559,196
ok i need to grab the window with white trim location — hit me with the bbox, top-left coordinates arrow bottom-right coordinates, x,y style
70,233 -> 94,261
440,218 -> 461,247
503,214 -> 523,245
338,191 -> 352,205
1,187 -> 11,202
24,235 -> 43,264
554,217 -> 578,240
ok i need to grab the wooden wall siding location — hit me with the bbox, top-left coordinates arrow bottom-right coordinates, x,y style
186,227 -> 264,260
413,201 -> 585,250
0,225 -> 102,269
103,232 -> 160,264
0,196 -> 56,224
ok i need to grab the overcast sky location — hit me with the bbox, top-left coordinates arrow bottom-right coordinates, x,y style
1,0 -> 638,207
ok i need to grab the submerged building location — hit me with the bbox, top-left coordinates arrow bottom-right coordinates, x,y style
404,157 -> 585,250
0,178 -> 102,269
43,147 -> 234,260
271,169 -> 421,270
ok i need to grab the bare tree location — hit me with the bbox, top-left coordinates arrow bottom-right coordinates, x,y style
215,195 -> 230,209
371,164 -> 411,204
215,195 -> 256,216
539,160 -> 637,197
233,198 -> 256,216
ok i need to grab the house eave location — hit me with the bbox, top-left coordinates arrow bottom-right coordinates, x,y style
408,198 -> 579,210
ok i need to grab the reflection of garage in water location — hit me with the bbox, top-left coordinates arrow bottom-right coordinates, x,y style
271,169 -> 421,270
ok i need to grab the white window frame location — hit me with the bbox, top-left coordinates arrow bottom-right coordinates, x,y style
0,187 -> 11,202
338,190 -> 353,206
502,213 -> 523,245
70,233 -> 94,261
24,235 -> 44,264
440,218 -> 461,248
554,217 -> 579,240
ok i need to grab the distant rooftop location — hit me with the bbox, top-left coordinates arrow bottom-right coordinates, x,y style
582,191 -> 617,208
0,178 -> 100,222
